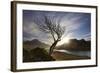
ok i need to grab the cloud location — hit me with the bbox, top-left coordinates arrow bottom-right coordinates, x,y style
23,20 -> 53,44
23,10 -> 91,44
60,14 -> 84,39
81,33 -> 91,40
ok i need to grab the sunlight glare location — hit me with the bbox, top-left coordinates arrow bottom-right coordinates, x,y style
57,37 -> 70,46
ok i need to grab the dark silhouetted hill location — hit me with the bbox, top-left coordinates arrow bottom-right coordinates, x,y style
56,39 -> 91,51
23,39 -> 49,50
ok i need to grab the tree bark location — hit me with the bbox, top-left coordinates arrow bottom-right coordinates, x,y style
49,39 -> 60,55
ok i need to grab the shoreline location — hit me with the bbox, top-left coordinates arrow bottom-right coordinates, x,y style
51,51 -> 90,61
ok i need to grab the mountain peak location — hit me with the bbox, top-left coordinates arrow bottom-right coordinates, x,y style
31,39 -> 41,43
23,39 -> 49,50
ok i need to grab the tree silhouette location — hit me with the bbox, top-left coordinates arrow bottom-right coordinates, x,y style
37,15 -> 65,55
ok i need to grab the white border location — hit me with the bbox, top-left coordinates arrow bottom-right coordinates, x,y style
17,3 -> 96,69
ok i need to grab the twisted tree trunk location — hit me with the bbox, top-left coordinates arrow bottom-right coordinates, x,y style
49,39 -> 61,55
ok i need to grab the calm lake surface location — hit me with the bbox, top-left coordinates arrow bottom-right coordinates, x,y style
54,49 -> 90,57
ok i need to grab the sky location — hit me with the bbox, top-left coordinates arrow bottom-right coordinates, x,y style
23,10 -> 91,45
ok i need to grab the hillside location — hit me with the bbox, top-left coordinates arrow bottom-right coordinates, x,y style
56,39 -> 91,51
23,47 -> 55,62
23,39 -> 49,51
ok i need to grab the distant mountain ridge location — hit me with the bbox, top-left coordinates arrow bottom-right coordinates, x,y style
23,39 -> 49,50
56,39 -> 91,51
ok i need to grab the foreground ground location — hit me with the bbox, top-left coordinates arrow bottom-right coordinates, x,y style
51,51 -> 90,61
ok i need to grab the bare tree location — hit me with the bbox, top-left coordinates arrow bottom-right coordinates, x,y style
36,15 -> 65,55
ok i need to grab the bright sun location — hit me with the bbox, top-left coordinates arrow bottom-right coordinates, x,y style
57,37 -> 70,46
